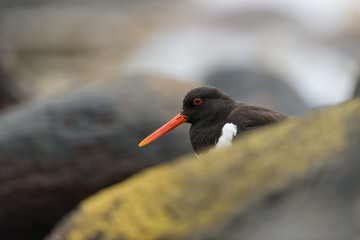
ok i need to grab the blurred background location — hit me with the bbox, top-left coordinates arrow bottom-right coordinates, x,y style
1,0 -> 360,108
1,0 -> 360,239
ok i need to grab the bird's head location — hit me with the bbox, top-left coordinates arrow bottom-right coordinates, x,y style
139,87 -> 234,147
181,87 -> 233,124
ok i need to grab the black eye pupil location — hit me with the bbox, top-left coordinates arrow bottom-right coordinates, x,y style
194,98 -> 202,105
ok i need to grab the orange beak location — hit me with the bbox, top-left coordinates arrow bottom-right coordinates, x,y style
138,113 -> 187,147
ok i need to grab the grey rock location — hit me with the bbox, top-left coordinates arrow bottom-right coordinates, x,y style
205,67 -> 310,116
0,75 -> 193,240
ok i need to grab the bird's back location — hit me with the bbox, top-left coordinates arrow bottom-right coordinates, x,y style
228,102 -> 289,132
191,102 -> 289,154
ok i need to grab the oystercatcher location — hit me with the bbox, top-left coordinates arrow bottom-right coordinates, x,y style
139,87 -> 289,154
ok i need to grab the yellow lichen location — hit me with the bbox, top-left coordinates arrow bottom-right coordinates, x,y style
63,99 -> 360,240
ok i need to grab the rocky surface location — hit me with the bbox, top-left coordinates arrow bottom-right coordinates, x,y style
0,1 -> 175,98
0,75 -> 194,240
0,53 -> 26,112
204,68 -> 310,116
1,1 -> 358,106
48,97 -> 360,240
354,75 -> 360,97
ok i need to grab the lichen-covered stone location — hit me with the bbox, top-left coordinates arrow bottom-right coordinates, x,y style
48,98 -> 360,240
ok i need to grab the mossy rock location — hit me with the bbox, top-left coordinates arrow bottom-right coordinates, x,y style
48,98 -> 360,240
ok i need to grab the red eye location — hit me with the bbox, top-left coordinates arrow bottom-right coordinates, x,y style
193,98 -> 202,105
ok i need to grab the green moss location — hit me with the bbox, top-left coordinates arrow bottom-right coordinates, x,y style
62,99 -> 360,240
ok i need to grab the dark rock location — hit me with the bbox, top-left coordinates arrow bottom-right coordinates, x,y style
204,67 -> 309,116
47,98 -> 360,240
0,53 -> 26,111
0,75 -> 194,240
354,75 -> 360,97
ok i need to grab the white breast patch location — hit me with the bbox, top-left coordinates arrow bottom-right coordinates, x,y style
215,123 -> 237,149
195,123 -> 238,157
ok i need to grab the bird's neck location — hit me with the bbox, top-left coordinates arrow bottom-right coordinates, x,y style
189,100 -> 237,153
200,101 -> 235,126
189,119 -> 227,154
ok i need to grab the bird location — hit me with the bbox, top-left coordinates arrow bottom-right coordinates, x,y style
139,87 -> 289,154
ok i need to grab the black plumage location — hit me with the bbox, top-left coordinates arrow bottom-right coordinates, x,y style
139,87 -> 289,154
182,87 -> 288,153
